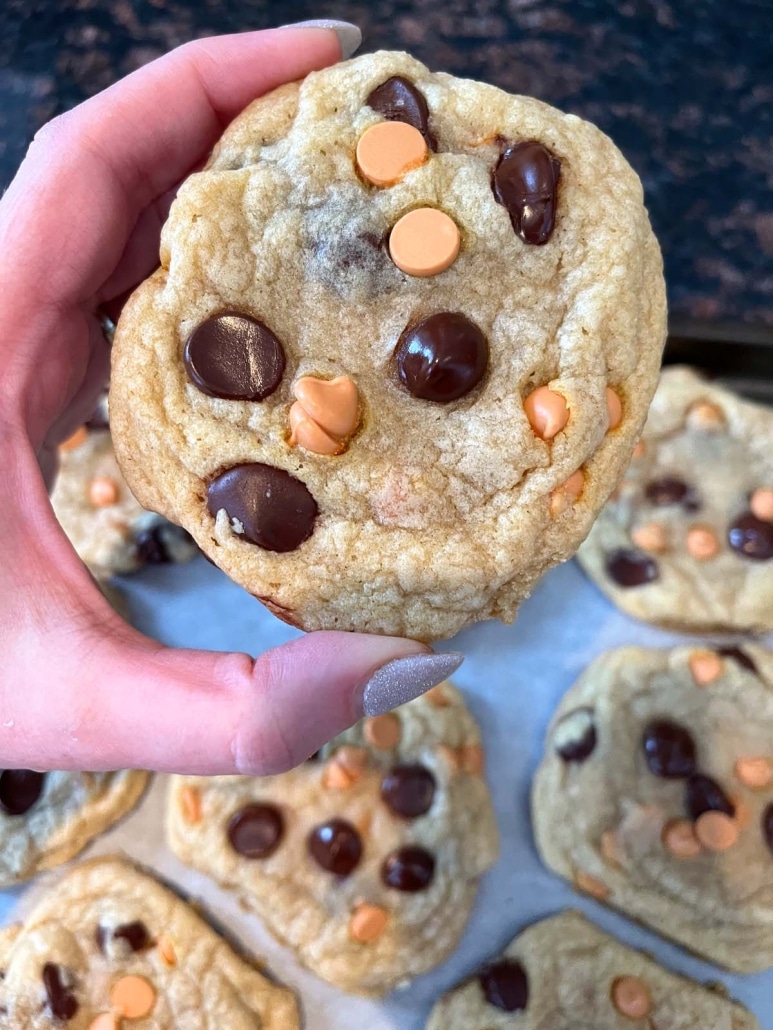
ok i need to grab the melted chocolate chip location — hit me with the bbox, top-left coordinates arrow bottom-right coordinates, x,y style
0,770 -> 45,815
367,76 -> 437,149
227,803 -> 284,858
553,708 -> 597,763
606,548 -> 659,588
716,646 -> 758,674
728,512 -> 773,561
207,464 -> 318,553
395,313 -> 488,402
642,720 -> 697,779
381,846 -> 435,892
686,774 -> 735,820
479,959 -> 529,1012
381,765 -> 436,819
762,803 -> 773,855
308,819 -> 362,876
42,963 -> 78,1021
492,140 -> 561,245
645,476 -> 690,506
184,313 -> 286,401
96,921 -> 150,954
134,524 -> 193,565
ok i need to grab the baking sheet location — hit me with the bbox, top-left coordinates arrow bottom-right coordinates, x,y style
1,555 -> 771,1028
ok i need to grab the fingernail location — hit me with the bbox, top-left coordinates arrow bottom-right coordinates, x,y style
280,20 -> 362,60
361,652 -> 464,717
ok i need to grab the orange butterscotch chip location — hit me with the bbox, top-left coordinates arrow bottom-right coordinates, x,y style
750,487 -> 773,522
334,745 -> 369,778
89,476 -> 120,507
349,902 -> 389,942
734,756 -> 773,789
549,470 -> 584,517
424,684 -> 450,707
611,975 -> 653,1019
437,744 -> 461,772
109,975 -> 156,1019
389,207 -> 460,277
606,387 -> 623,431
688,650 -> 723,686
599,829 -> 625,869
156,934 -> 177,967
59,425 -> 88,451
524,387 -> 569,441
631,522 -> 668,553
356,121 -> 428,187
694,811 -> 739,852
662,819 -> 702,859
364,713 -> 401,749
88,1016 -> 117,1030
686,525 -> 720,560
289,375 -> 359,456
459,743 -> 484,775
180,785 -> 202,824
574,871 -> 610,899
687,399 -> 725,430
321,760 -> 356,790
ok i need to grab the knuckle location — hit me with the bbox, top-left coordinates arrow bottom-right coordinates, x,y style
228,652 -> 297,776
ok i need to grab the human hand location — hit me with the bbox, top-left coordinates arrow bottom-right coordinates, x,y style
0,25 -> 463,775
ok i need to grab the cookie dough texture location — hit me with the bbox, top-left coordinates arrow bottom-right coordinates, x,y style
577,366 -> 773,632
532,645 -> 773,972
167,682 -> 498,994
111,50 -> 666,640
0,771 -> 148,887
0,858 -> 298,1029
52,426 -> 198,577
425,910 -> 759,1029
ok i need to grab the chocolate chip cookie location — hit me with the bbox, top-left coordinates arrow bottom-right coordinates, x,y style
53,414 -> 197,578
0,770 -> 148,887
166,681 -> 498,994
532,645 -> 773,972
0,857 -> 299,1028
577,366 -> 773,632
425,910 -> 760,1028
110,50 -> 666,640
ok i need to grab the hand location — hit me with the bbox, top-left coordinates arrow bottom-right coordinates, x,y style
0,25 -> 463,775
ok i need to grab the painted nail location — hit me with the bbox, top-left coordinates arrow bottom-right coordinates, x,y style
361,652 -> 464,716
279,20 -> 362,60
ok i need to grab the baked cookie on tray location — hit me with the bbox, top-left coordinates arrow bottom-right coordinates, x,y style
166,681 -> 498,994
532,645 -> 773,972
111,49 -> 666,640
577,366 -> 773,632
0,857 -> 298,1028
0,770 -> 148,888
425,910 -> 760,1029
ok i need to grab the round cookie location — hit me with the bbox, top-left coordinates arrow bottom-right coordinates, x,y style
110,50 -> 666,640
52,417 -> 198,577
0,769 -> 149,887
166,681 -> 498,995
0,857 -> 299,1028
531,644 -> 773,973
577,366 -> 773,632
425,910 -> 760,1029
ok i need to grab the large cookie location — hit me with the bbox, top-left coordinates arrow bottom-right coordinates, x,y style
425,910 -> 760,1029
166,681 -> 498,994
0,770 -> 148,888
0,857 -> 298,1028
52,418 -> 197,578
532,645 -> 773,972
111,50 -> 666,640
577,366 -> 773,632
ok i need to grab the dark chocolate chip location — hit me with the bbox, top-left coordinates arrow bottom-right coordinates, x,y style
716,646 -> 758,674
381,846 -> 435,892
479,959 -> 529,1012
685,774 -> 735,820
308,819 -> 362,876
207,463 -> 318,553
135,525 -> 174,565
96,921 -> 151,954
184,313 -> 286,401
645,476 -> 689,506
642,720 -> 697,779
762,803 -> 773,855
728,512 -> 773,561
0,770 -> 45,815
367,76 -> 437,150
554,708 -> 597,763
42,963 -> 78,1021
395,312 -> 488,403
606,548 -> 659,588
381,765 -> 436,819
492,140 -> 560,245
227,803 -> 284,858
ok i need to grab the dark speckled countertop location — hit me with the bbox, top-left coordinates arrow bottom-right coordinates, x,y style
1,0 -> 771,323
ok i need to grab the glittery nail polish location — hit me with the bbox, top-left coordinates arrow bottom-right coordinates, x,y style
361,652 -> 464,717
